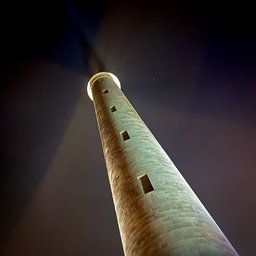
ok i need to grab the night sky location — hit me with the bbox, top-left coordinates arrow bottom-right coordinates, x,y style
1,1 -> 256,255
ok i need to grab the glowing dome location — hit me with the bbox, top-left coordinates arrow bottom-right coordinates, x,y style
87,72 -> 121,101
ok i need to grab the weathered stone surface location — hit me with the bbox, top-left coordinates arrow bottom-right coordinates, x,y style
88,73 -> 238,256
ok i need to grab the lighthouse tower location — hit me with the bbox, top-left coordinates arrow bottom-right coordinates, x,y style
87,72 -> 238,256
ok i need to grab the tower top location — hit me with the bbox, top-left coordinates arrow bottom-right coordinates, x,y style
87,72 -> 121,101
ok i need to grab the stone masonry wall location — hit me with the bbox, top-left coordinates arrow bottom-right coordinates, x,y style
90,76 -> 238,256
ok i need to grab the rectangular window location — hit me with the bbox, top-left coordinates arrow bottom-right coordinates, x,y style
138,174 -> 154,194
120,130 -> 130,141
110,106 -> 117,112
103,89 -> 109,94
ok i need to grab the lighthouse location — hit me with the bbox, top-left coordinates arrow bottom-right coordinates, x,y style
87,72 -> 238,256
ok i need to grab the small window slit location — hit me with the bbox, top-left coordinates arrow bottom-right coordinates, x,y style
120,130 -> 130,141
138,174 -> 154,194
110,106 -> 117,112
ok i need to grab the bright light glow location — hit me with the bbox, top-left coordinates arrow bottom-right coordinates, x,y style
87,72 -> 121,101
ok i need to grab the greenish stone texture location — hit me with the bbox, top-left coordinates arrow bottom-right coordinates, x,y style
89,74 -> 238,256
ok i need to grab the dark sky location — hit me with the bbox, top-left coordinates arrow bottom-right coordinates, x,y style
1,1 -> 256,255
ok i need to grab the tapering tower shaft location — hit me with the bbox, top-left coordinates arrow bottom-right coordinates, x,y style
87,72 -> 238,256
